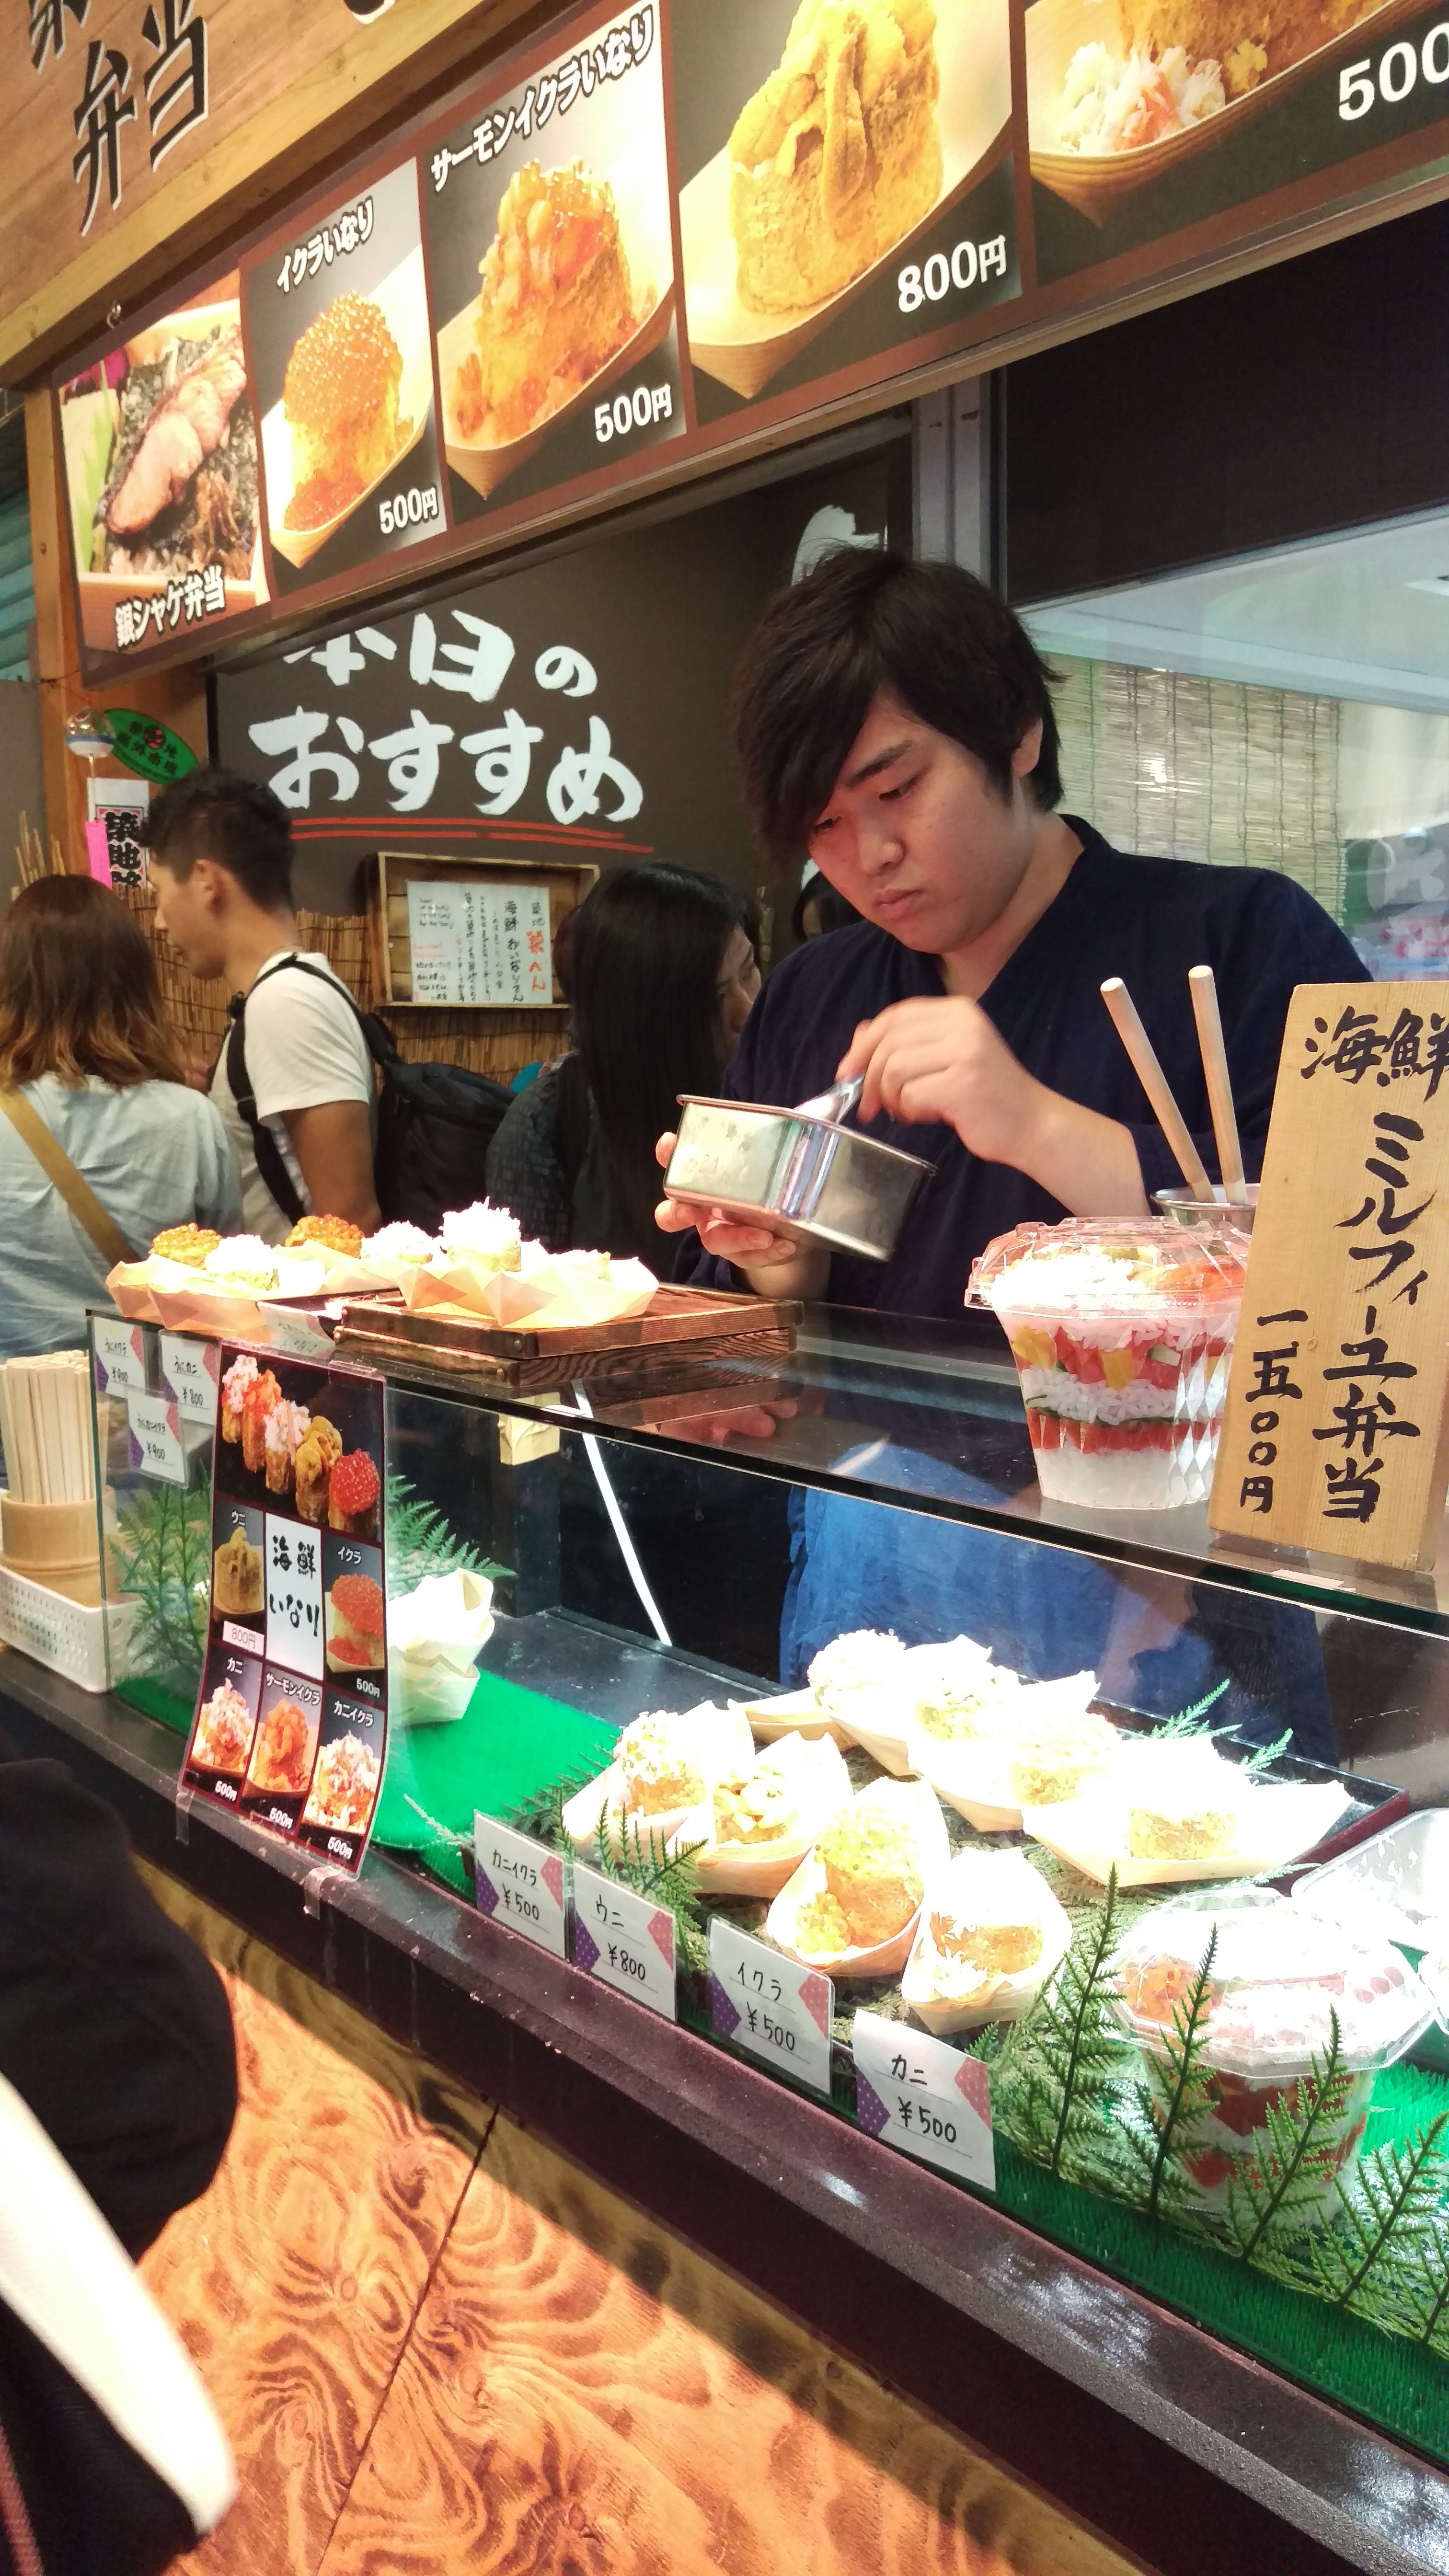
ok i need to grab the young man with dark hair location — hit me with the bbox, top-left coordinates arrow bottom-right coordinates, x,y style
658,547 -> 1366,1313
143,768 -> 380,1241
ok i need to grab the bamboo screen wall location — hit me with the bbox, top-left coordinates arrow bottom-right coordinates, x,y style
1051,657 -> 1347,923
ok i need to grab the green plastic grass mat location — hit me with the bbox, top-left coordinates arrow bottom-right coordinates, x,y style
373,1670 -> 616,1894
115,1674 -> 196,1736
989,2058 -> 1449,2467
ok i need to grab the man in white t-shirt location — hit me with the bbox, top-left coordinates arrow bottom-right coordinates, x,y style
141,769 -> 380,1243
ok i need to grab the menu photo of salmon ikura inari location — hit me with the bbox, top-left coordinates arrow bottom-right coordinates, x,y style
183,1346 -> 388,1872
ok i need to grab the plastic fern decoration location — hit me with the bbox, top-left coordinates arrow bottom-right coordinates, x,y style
505,1765 -> 601,1852
109,1473 -> 212,1693
1123,1926 -> 1219,2223
385,1470 -> 508,1597
1222,2011 -> 1352,2261
994,1869 -> 1135,2188
1307,2111 -> 1449,2321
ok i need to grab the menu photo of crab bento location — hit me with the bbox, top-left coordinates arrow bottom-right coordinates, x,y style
186,1346 -> 388,1870
672,0 -> 1017,424
58,271 -> 268,668
242,158 -> 447,598
298,1689 -> 386,1869
419,0 -> 686,526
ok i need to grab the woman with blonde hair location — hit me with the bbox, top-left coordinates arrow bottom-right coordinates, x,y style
0,876 -> 238,1359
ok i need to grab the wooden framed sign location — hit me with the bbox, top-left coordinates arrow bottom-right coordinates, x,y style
1209,982 -> 1449,1572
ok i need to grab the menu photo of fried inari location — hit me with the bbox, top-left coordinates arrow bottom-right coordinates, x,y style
678,0 -> 1012,400
261,250 -> 435,571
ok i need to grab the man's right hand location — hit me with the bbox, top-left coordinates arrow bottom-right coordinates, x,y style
654,1132 -> 829,1299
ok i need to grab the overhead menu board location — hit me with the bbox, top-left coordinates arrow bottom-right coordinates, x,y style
54,0 -> 1449,681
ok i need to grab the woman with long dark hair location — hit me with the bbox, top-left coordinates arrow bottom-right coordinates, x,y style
487,862 -> 759,1264
0,876 -> 239,1358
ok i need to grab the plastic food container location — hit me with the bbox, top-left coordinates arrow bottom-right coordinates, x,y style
663,1096 -> 932,1264
1293,1812 -> 1449,2070
1111,1890 -> 1434,2224
969,1219 -> 1247,1509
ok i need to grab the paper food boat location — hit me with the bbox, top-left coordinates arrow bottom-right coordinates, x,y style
1025,0 -> 1417,221
902,1850 -> 1074,2036
680,0 -> 1011,401
562,1701 -> 756,1865
438,146 -> 677,505
400,1251 -> 657,1331
1023,1778 -> 1350,1888
739,1687 -> 852,1747
905,1670 -> 1105,1830
690,1733 -> 851,1899
764,1778 -> 950,1982
264,248 -> 435,571
387,1568 -> 494,1726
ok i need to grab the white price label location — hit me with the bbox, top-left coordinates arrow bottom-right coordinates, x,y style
473,1813 -> 569,1959
127,1392 -> 185,1485
851,2009 -> 995,2191
571,1860 -> 676,2020
708,1918 -> 833,2096
160,1333 -> 218,1426
93,1317 -> 147,1392
264,1512 -> 323,1680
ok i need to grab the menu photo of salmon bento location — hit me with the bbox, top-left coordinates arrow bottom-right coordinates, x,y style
58,272 -> 268,665
242,159 -> 446,596
183,1346 -> 388,1871
420,1 -> 685,525
673,0 -> 1016,421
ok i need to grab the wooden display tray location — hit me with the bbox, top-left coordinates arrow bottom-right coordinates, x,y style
332,1283 -> 801,1395
368,848 -> 597,1012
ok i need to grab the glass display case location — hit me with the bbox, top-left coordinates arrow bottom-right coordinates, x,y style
89,1298 -> 1449,2478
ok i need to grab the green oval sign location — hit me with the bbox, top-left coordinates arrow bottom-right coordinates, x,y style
104,709 -> 199,787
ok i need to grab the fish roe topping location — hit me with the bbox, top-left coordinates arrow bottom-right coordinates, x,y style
480,160 -> 616,316
330,1449 -> 379,1515
330,1573 -> 384,1636
283,294 -> 402,434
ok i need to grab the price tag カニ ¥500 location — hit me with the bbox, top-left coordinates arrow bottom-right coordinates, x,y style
571,1860 -> 677,2021
708,1916 -> 833,2096
473,1814 -> 569,1960
851,2009 -> 996,2192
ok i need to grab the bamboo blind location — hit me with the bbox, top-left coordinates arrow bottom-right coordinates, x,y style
1051,658 -> 1346,921
118,880 -> 557,1082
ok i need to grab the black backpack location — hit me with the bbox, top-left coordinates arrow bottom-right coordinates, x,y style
225,955 -> 514,1234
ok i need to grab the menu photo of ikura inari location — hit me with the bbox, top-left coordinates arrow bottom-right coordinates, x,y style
242,160 -> 447,598
671,0 -> 1018,427
1025,0 -> 1449,283
183,1348 -> 387,1873
419,0 -> 686,526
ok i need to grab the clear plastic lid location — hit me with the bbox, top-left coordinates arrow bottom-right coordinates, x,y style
1110,1887 -> 1435,2076
969,1218 -> 1249,1316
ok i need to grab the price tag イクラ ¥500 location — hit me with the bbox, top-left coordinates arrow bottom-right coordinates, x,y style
473,1814 -> 568,1960
708,1916 -> 833,2096
851,2009 -> 996,2191
570,1860 -> 677,2020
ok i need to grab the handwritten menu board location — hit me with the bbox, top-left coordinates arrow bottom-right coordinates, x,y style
1209,982 -> 1449,1571
54,0 -> 1449,680
181,1346 -> 388,1873
406,880 -> 552,1003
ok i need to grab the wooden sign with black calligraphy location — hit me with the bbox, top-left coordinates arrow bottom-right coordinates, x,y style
1209,983 -> 1449,1571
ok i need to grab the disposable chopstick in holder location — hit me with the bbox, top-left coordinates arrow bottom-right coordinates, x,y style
1188,965 -> 1248,1206
1099,977 -> 1216,1204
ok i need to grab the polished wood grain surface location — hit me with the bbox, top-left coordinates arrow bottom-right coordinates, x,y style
138,1867 -> 1150,2576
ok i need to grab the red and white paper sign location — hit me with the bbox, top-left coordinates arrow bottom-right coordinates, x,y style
472,1813 -> 569,1959
708,1916 -> 833,2096
851,2008 -> 995,2190
571,1860 -> 677,2020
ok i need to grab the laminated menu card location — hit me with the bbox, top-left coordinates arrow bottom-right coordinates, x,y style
181,1343 -> 389,1874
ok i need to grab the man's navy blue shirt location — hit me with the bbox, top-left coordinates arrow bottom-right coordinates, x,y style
683,821 -> 1368,1317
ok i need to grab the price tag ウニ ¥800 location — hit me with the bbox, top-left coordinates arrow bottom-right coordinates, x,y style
473,1814 -> 568,1959
571,1860 -> 676,2020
